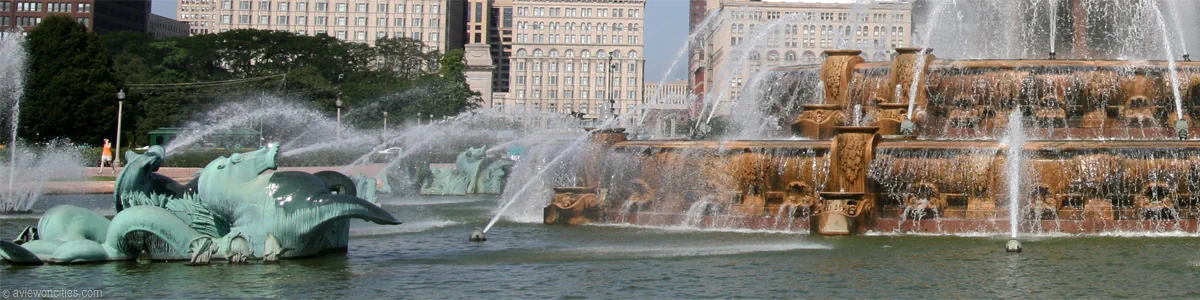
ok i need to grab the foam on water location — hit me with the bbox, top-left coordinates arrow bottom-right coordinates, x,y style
380,197 -> 486,206
572,242 -> 831,259
350,219 -> 462,237
863,230 -> 1200,238
588,223 -> 812,236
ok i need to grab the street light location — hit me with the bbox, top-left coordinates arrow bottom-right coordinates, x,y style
382,111 -> 388,133
335,94 -> 343,141
114,89 -> 125,167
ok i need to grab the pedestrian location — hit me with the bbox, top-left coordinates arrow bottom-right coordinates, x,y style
99,138 -> 115,174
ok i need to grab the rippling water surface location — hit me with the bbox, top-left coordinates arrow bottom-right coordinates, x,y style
2,194 -> 1199,298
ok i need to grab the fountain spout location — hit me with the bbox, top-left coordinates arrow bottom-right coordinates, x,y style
1176,119 -> 1190,140
900,119 -> 918,135
1185,54 -> 1192,62
1048,52 -> 1057,60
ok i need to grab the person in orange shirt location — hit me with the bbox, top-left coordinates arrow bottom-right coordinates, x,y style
99,138 -> 115,174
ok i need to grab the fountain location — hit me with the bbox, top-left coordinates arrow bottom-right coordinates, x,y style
537,2 -> 1200,236
0,144 -> 399,264
2,32 -> 27,213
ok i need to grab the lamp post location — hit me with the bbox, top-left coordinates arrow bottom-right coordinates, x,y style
382,111 -> 388,133
607,51 -> 618,122
114,89 -> 125,167
335,95 -> 343,141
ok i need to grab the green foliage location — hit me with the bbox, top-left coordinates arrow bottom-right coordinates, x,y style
439,49 -> 467,80
21,15 -> 121,144
25,28 -> 480,147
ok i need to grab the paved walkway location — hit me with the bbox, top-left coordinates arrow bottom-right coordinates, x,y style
38,164 -> 391,195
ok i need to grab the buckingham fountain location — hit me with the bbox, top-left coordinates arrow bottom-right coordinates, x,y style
544,48 -> 1200,235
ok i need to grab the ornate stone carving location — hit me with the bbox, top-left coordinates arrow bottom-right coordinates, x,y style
1134,182 -> 1178,220
792,104 -> 846,139
545,187 -> 605,225
821,50 -> 866,106
1119,74 -> 1160,126
831,126 -> 879,192
888,48 -> 935,114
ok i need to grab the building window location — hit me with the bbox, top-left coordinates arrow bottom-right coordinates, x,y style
297,16 -> 307,25
239,1 -> 251,10
337,17 -> 346,26
431,4 -> 439,14
430,18 -> 439,28
316,2 -> 327,11
356,3 -> 366,12
278,2 -> 289,11
239,15 -> 250,24
336,3 -> 346,12
504,8 -> 513,27
258,1 -> 270,10
377,3 -> 386,12
474,3 -> 483,22
336,31 -> 346,39
394,18 -> 404,26
221,1 -> 232,9
277,16 -> 288,24
298,2 -> 307,11
413,4 -> 422,13
356,31 -> 366,40
412,32 -> 421,40
316,17 -> 327,25
395,4 -> 404,13
221,15 -> 233,24
377,18 -> 386,26
430,32 -> 439,41
412,18 -> 421,27
356,17 -> 365,26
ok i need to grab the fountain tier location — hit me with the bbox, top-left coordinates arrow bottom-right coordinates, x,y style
545,49 -> 1200,235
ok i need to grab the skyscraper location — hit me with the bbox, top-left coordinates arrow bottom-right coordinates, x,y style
178,0 -> 466,52
466,0 -> 646,121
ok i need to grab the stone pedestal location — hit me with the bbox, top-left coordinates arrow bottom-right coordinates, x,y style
812,192 -> 869,236
888,48 -> 935,120
821,50 -> 866,106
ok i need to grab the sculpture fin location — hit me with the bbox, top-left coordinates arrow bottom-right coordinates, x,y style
165,193 -> 230,238
0,240 -> 45,265
305,194 -> 401,226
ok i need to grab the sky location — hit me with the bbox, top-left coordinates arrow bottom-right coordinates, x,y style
151,0 -> 690,83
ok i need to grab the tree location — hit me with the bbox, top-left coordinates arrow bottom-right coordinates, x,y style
21,15 -> 121,145
438,49 -> 467,80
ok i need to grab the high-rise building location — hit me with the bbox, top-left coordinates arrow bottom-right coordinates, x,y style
1,0 -> 151,36
466,0 -> 646,121
688,0 -> 913,115
178,0 -> 466,52
149,13 -> 190,39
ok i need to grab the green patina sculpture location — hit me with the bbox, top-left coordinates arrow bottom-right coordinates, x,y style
0,144 -> 399,265
419,147 -> 513,195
